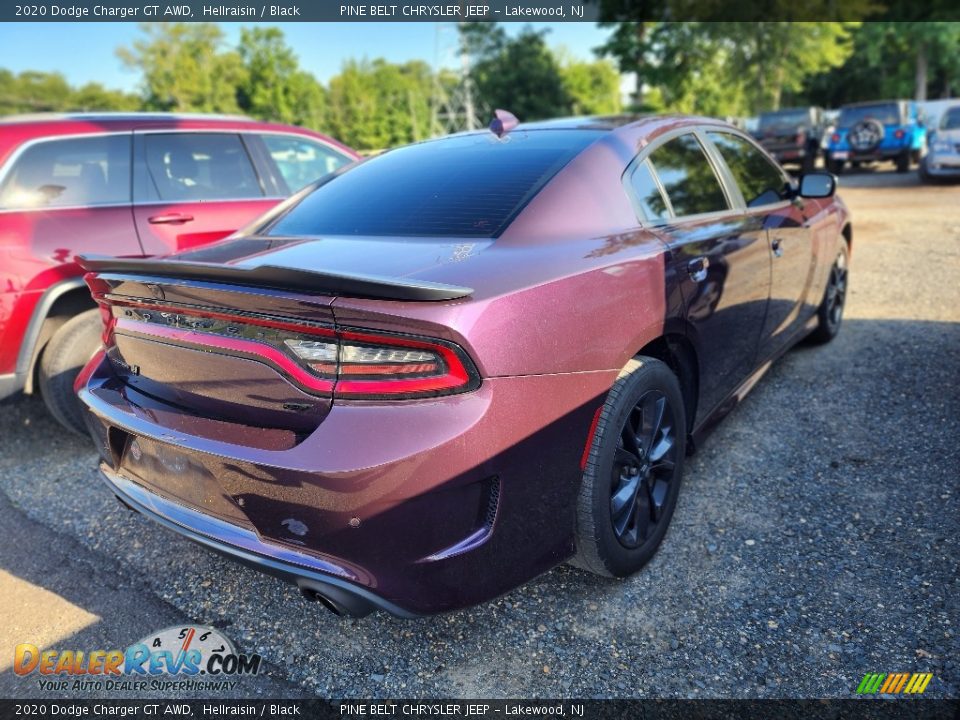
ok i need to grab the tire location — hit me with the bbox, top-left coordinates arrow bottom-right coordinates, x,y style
572,357 -> 687,578
896,150 -> 910,173
918,159 -> 937,184
38,308 -> 102,436
809,244 -> 849,345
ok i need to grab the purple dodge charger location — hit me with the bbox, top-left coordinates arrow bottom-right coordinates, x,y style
77,115 -> 851,617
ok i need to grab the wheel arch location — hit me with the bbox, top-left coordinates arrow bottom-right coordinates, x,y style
20,280 -> 97,394
635,333 -> 699,439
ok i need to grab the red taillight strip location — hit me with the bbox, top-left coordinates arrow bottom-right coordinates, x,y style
334,328 -> 472,398
104,298 -> 479,400
114,318 -> 335,393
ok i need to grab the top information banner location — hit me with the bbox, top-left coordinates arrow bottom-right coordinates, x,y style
4,0 -> 960,22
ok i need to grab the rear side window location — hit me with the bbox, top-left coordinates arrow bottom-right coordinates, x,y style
268,130 -> 600,238
628,160 -> 670,222
143,134 -> 263,202
0,135 -> 130,210
648,134 -> 729,218
261,134 -> 352,194
707,132 -> 789,208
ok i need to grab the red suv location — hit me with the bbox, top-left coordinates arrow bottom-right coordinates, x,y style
0,112 -> 357,432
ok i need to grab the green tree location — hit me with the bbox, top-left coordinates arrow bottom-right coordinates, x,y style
327,59 -> 433,150
236,27 -> 327,128
0,70 -> 73,112
117,23 -> 244,112
560,59 -> 622,115
598,21 -> 858,116
716,22 -> 859,111
804,21 -> 960,106
467,26 -> 571,121
71,82 -> 140,111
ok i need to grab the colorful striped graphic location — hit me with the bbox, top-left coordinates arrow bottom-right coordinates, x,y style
857,672 -> 933,694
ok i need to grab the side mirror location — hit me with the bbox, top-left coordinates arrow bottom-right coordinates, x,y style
799,172 -> 836,199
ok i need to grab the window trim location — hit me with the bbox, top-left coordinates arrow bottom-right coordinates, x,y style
621,126 -> 743,227
700,128 -> 794,215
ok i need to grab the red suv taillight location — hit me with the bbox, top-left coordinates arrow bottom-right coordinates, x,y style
831,133 -> 841,143
894,128 -> 905,140
104,300 -> 480,400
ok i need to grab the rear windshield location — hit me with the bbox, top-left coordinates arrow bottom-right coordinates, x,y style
266,130 -> 600,239
758,109 -> 809,129
838,103 -> 901,128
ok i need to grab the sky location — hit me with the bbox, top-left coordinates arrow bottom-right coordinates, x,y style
0,22 -> 614,92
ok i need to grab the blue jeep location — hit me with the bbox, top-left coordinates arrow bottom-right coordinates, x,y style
825,100 -> 927,174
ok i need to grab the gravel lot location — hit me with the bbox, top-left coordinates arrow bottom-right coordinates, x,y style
0,169 -> 957,700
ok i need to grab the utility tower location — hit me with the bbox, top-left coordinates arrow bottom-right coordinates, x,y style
430,22 -> 485,137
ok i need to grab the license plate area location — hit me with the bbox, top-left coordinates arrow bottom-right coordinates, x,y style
116,434 -> 254,529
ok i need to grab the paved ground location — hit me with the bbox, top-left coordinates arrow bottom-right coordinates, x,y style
0,169 -> 957,700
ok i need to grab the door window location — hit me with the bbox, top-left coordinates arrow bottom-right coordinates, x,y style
261,134 -> 352,194
647,134 -> 729,218
0,135 -> 131,210
707,132 -> 790,208
143,133 -> 263,202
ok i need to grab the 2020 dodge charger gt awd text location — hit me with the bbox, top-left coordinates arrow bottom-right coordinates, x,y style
76,115 -> 851,617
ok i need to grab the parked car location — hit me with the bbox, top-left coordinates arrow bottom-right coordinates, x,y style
919,103 -> 960,183
824,100 -> 926,173
0,112 -> 358,433
76,115 -> 851,617
756,106 -> 823,173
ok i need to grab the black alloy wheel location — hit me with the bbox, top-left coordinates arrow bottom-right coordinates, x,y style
610,390 -> 678,549
810,245 -> 849,344
572,357 -> 687,577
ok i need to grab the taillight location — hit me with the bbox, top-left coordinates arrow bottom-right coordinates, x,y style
831,133 -> 841,143
333,328 -> 476,399
894,129 -> 905,140
104,300 -> 479,400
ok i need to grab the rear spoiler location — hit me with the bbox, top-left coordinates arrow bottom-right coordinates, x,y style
77,255 -> 473,302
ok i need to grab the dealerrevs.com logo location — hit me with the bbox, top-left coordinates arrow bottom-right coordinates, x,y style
14,625 -> 262,693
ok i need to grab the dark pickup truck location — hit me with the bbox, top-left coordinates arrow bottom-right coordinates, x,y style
756,107 -> 824,173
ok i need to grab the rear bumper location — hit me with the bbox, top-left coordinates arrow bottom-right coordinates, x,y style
828,146 -> 907,161
79,354 -> 614,615
99,465 -> 419,618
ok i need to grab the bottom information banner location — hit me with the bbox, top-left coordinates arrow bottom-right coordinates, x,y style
0,699 -> 958,720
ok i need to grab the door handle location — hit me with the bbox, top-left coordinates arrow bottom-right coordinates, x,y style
771,237 -> 784,257
148,213 -> 194,225
687,257 -> 710,283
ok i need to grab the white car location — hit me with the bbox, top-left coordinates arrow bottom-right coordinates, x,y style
920,103 -> 960,182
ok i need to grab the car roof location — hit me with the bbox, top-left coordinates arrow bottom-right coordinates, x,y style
0,112 -> 360,164
0,111 -> 256,125
432,114 -> 733,147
